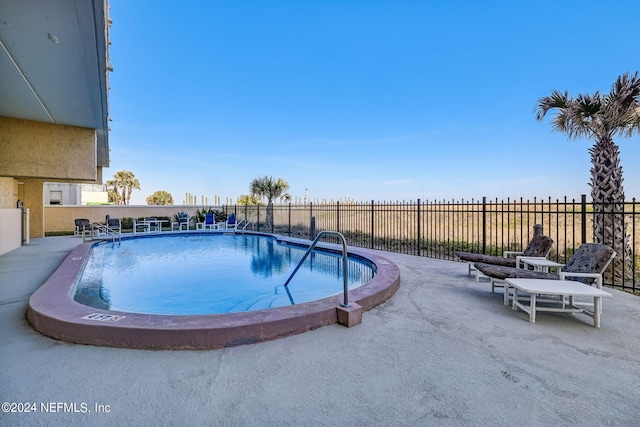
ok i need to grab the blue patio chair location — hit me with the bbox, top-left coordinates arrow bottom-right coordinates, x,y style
203,213 -> 218,231
226,213 -> 237,231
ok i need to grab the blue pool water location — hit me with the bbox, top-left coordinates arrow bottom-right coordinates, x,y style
73,234 -> 376,315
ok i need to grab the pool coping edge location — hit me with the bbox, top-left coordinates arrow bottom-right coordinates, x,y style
26,233 -> 401,350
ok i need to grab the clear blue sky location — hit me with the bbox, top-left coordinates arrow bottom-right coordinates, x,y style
106,0 -> 640,205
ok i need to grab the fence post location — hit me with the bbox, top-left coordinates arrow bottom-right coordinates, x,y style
633,198 -> 637,289
336,201 -> 340,233
482,196 -> 487,254
288,202 -> 291,236
581,194 -> 587,244
309,202 -> 313,239
370,200 -> 375,250
256,205 -> 261,232
417,199 -> 421,256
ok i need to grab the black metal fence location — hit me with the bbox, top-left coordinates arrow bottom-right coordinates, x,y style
225,195 -> 639,291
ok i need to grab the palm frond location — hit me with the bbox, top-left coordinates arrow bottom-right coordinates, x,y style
574,93 -> 603,117
610,71 -> 640,108
604,72 -> 640,137
565,93 -> 605,138
534,90 -> 568,121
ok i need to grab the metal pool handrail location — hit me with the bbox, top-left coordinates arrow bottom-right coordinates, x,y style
239,220 -> 253,233
283,231 -> 351,308
83,223 -> 121,247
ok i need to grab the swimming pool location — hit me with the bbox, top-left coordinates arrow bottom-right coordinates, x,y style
73,234 -> 375,315
27,232 -> 401,349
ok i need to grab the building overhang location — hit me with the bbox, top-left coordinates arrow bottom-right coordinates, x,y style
0,0 -> 111,168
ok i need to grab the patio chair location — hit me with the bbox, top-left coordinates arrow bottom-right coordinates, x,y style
225,213 -> 237,231
454,231 -> 554,281
74,218 -> 95,237
202,213 -> 218,231
145,218 -> 161,233
134,218 -> 149,234
107,218 -> 121,234
474,243 -> 616,303
171,213 -> 191,231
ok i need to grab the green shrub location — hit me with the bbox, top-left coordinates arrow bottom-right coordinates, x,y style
213,209 -> 226,222
173,212 -> 189,222
121,217 -> 134,229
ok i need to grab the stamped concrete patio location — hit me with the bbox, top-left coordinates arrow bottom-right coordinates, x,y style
1,236 -> 639,426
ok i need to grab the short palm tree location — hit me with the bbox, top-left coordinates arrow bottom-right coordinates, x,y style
249,176 -> 290,231
535,72 -> 640,283
237,194 -> 261,222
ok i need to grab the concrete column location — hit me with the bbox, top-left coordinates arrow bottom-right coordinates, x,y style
22,178 -> 45,238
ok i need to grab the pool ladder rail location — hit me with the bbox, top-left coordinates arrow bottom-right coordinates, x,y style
219,218 -> 253,233
240,220 -> 253,232
283,230 -> 351,308
235,219 -> 254,233
82,223 -> 121,247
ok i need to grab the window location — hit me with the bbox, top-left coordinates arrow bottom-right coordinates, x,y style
50,190 -> 62,205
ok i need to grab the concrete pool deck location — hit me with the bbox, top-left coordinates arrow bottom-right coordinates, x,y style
1,236 -> 640,426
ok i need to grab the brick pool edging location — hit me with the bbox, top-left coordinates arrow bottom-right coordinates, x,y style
27,233 -> 401,350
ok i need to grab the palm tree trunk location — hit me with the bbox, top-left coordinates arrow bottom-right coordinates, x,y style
589,137 -> 633,283
266,201 -> 274,231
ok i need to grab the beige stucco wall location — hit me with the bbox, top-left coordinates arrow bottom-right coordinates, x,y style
0,117 -> 97,181
45,206 -> 207,233
0,177 -> 18,208
0,208 -> 22,255
0,117 -> 104,238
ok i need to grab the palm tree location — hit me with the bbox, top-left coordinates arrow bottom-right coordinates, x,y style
125,177 -> 141,205
113,170 -> 141,205
249,176 -> 290,230
105,178 -> 121,204
535,72 -> 640,283
237,194 -> 261,222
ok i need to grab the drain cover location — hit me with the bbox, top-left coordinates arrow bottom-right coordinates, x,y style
82,313 -> 125,322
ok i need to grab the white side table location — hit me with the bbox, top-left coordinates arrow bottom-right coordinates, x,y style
505,278 -> 611,327
517,257 -> 564,273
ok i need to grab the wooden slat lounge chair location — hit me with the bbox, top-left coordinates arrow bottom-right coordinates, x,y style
454,232 -> 554,282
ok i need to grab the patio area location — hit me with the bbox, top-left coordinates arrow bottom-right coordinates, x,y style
1,236 -> 639,426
